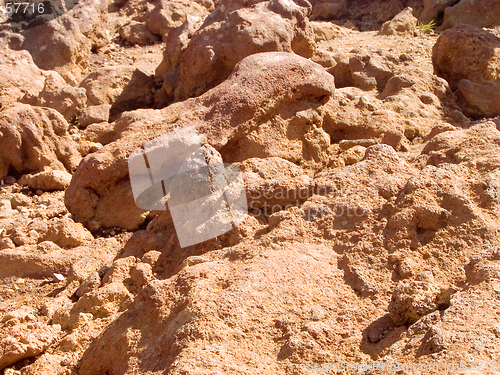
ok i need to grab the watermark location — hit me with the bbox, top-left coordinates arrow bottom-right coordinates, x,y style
128,126 -> 370,247
306,360 -> 500,373
1,0 -> 81,32
128,126 -> 248,248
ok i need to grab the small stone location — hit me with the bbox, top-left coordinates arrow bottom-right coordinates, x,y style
367,326 -> 386,343
60,357 -> 72,366
141,250 -> 161,266
53,273 -> 66,282
311,308 -> 326,321
10,194 -> 31,208
36,190 -> 44,196
4,176 -> 17,185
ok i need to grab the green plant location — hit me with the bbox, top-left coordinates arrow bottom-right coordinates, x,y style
417,20 -> 437,30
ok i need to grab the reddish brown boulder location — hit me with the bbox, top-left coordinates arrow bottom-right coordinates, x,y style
65,52 -> 335,230
156,0 -> 316,102
21,16 -> 91,85
0,104 -> 81,181
432,24 -> 500,90
441,0 -> 500,29
457,79 -> 500,119
0,48 -> 86,121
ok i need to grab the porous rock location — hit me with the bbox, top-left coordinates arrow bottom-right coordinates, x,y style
65,52 -> 335,230
432,24 -> 500,90
18,170 -> 73,192
441,0 -> 500,29
379,7 -> 417,36
0,104 -> 81,181
156,0 -> 316,102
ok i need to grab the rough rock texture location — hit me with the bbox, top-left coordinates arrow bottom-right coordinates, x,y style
441,0 -> 500,29
2,2 -> 500,374
119,21 -> 160,45
66,52 -> 335,230
432,24 -> 500,90
144,0 -> 210,41
419,0 -> 457,24
0,320 -> 61,370
77,104 -> 111,128
18,170 -> 73,192
379,7 -> 418,36
18,0 -> 109,84
22,71 -> 87,122
21,16 -> 92,85
0,104 -> 81,181
155,0 -> 316,103
80,66 -> 155,120
0,48 -> 86,121
0,49 -> 45,111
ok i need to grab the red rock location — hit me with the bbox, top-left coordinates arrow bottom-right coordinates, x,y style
65,52 -> 335,230
441,0 -> 500,29
156,0 -> 316,102
432,24 -> 500,90
119,21 -> 160,45
0,104 -> 81,181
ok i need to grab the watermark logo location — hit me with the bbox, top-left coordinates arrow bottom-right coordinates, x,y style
0,0 -> 81,32
128,126 -> 248,248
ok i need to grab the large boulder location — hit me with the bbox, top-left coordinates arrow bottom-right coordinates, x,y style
76,243 -> 357,374
65,52 -> 335,231
21,16 -> 91,85
432,24 -> 500,90
0,104 -> 81,180
441,0 -> 500,29
155,0 -> 316,103
18,0 -> 108,85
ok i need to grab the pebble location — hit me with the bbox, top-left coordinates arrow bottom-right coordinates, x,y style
60,357 -> 72,367
4,176 -> 17,185
36,190 -> 44,196
53,273 -> 66,282
311,308 -> 326,321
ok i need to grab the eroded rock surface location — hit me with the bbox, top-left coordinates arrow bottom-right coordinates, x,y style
1,1 -> 500,374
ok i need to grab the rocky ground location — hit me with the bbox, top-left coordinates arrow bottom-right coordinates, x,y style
1,0 -> 500,374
